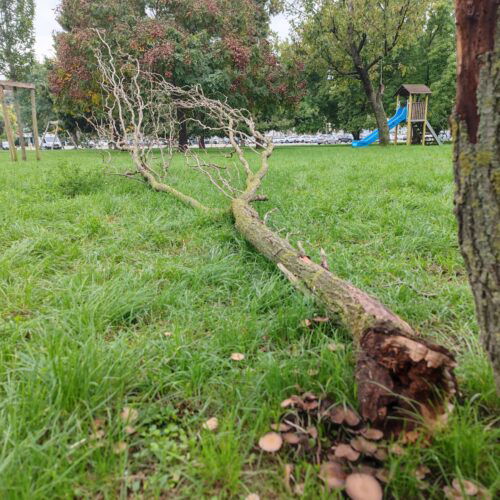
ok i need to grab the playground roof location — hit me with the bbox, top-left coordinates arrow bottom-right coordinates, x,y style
395,84 -> 432,96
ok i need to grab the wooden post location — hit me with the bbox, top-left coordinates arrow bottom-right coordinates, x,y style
0,85 -> 18,161
394,96 -> 400,145
13,87 -> 27,160
406,94 -> 413,146
31,89 -> 41,161
422,94 -> 429,146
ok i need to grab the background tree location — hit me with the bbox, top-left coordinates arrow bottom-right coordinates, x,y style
50,0 -> 300,146
453,0 -> 499,391
293,0 -> 431,144
0,0 -> 35,80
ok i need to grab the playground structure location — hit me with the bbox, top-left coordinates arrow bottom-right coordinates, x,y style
0,80 -> 41,161
352,84 -> 442,147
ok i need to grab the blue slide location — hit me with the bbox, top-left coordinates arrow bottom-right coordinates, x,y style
352,106 -> 407,147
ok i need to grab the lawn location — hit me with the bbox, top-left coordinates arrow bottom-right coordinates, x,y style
0,145 -> 498,499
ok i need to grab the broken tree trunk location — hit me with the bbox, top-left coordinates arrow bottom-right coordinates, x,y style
453,0 -> 499,391
232,197 -> 457,429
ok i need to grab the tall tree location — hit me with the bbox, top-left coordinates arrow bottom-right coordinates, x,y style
51,0 -> 299,146
453,0 -> 499,391
295,0 -> 430,145
0,0 -> 35,80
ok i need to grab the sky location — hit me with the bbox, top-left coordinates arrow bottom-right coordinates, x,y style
34,1 -> 291,61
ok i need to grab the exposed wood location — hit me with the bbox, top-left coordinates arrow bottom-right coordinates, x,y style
394,96 -> 400,145
13,88 -> 27,161
422,95 -> 429,146
0,85 -> 18,161
453,0 -> 499,390
406,95 -> 413,145
231,196 -> 457,430
0,80 -> 35,90
31,90 -> 41,161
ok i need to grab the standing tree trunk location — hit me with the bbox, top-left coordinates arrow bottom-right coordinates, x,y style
356,66 -> 390,145
177,109 -> 189,152
453,0 -> 499,391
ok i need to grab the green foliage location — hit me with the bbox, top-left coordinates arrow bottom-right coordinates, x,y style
0,0 -> 35,79
0,146 -> 498,498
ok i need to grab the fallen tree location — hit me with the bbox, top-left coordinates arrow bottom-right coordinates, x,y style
90,35 -> 457,432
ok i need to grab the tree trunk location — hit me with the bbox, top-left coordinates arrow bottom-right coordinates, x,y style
357,67 -> 390,145
177,109 -> 189,152
231,197 -> 457,430
352,130 -> 361,141
198,135 -> 206,149
453,0 -> 499,391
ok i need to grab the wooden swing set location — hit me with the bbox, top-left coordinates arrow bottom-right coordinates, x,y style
0,80 -> 41,161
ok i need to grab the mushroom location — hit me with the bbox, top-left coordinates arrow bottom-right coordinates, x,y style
258,432 -> 283,452
345,473 -> 383,500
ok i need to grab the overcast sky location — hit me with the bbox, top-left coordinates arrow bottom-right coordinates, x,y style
34,1 -> 290,61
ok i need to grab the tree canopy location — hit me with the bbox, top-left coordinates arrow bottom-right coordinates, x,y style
0,0 -> 35,80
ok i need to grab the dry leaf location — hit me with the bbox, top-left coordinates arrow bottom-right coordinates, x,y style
452,479 -> 479,497
284,463 -> 294,492
319,462 -> 347,489
415,465 -> 431,481
345,473 -> 383,500
203,417 -> 218,431
258,432 -> 283,452
90,429 -> 105,440
230,352 -> 245,361
444,486 -> 464,500
307,426 -> 318,439
113,441 -> 128,454
294,483 -> 305,496
120,407 -> 139,424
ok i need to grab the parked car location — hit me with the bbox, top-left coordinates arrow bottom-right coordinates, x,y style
1,141 -> 10,150
42,135 -> 62,150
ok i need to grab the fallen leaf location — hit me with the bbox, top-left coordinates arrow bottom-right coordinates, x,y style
443,485 -> 464,500
375,469 -> 390,483
452,479 -> 479,497
113,441 -> 127,454
284,463 -> 294,492
345,473 -> 383,500
120,407 -> 139,424
203,417 -> 218,431
230,352 -> 245,361
389,443 -> 405,456
327,343 -> 345,352
361,428 -> 384,441
415,465 -> 431,481
334,443 -> 360,461
258,432 -> 283,452
90,429 -> 105,440
319,462 -> 347,489
307,426 -> 318,439
294,483 -> 305,495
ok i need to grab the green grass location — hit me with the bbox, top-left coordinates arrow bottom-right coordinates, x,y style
0,145 -> 498,498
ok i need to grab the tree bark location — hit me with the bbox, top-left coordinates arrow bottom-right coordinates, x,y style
453,0 -> 499,391
231,197 -> 457,430
356,65 -> 390,146
198,135 -> 206,149
177,109 -> 189,152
